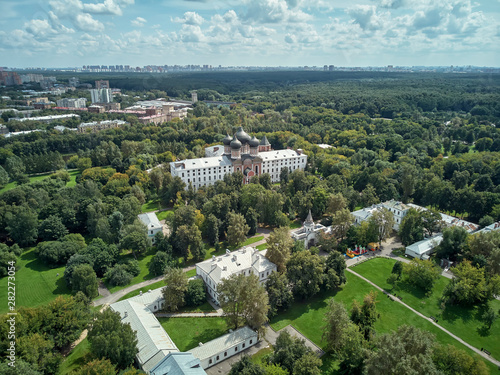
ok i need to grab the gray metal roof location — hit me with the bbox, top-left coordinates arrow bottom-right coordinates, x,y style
110,300 -> 178,372
188,327 -> 257,361
150,352 -> 206,375
138,212 -> 162,230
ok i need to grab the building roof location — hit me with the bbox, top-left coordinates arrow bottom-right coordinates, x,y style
222,133 -> 232,145
138,212 -> 162,230
171,155 -> 232,171
110,300 -> 179,373
125,287 -> 164,311
351,204 -> 382,221
405,235 -> 443,256
189,327 -> 257,361
259,135 -> 270,146
383,200 -> 410,212
305,210 -> 314,225
259,149 -> 304,161
475,221 -> 500,234
196,247 -> 276,285
150,352 -> 206,375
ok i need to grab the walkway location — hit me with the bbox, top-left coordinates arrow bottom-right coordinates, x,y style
93,265 -> 196,306
347,268 -> 500,367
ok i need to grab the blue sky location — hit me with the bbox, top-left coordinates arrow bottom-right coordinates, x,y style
0,0 -> 499,68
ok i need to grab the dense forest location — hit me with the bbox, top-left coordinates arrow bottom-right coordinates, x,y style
0,71 -> 499,374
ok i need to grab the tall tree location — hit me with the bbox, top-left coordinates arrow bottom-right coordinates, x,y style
436,226 -> 468,260
6,205 -> 38,246
331,208 -> 354,242
370,207 -> 394,245
350,291 -> 379,339
403,258 -> 441,294
87,309 -> 138,369
324,251 -> 347,289
287,250 -> 325,299
266,226 -> 294,273
266,272 -> 293,317
399,208 -> 424,246
322,299 -> 352,355
227,211 -> 250,247
162,267 -> 188,312
218,273 -> 269,331
71,264 -> 99,299
39,215 -> 68,241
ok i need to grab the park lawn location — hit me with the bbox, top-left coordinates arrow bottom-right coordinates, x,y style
352,257 -> 500,359
289,220 -> 302,229
58,338 -> 91,375
177,301 -> 215,313
141,200 -> 161,212
159,317 -> 229,352
156,209 -> 174,221
104,248 -> 156,294
0,169 -> 81,194
0,247 -> 71,314
256,244 -> 267,251
270,272 -> 498,374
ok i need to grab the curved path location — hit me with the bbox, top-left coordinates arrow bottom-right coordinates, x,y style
347,268 -> 500,367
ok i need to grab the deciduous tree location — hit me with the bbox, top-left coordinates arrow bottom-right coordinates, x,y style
162,267 -> 188,312
227,211 -> 250,247
266,226 -> 293,272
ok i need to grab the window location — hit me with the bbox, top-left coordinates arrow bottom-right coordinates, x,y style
242,343 -> 245,348
235,347 -> 238,352
250,340 -> 253,344
150,230 -> 153,234
209,359 -> 213,364
216,356 -> 219,361
224,352 -> 227,357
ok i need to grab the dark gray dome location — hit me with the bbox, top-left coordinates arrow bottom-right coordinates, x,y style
230,135 -> 242,149
222,133 -> 232,145
249,136 -> 260,147
235,127 -> 251,144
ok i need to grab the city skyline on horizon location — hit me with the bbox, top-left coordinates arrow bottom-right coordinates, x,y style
1,0 -> 499,68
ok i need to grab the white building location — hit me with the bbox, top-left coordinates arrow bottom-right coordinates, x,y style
476,221 -> 500,234
170,127 -> 307,189
138,212 -> 163,243
90,88 -> 113,103
196,247 -> 277,305
405,234 -> 443,260
56,97 -> 87,108
150,352 -> 206,375
188,327 -> 258,369
291,210 -> 332,248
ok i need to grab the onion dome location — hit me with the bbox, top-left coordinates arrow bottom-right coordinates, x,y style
249,136 -> 260,148
230,135 -> 242,149
235,126 -> 251,144
222,133 -> 232,145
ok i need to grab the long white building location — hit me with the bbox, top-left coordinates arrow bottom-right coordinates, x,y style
170,127 -> 307,189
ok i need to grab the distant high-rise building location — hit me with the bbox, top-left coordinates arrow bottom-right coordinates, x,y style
329,65 -> 334,71
323,65 -> 328,71
191,91 -> 198,103
90,88 -> 113,103
69,77 -> 79,87
0,72 -> 22,86
56,98 -> 87,108
95,80 -> 110,89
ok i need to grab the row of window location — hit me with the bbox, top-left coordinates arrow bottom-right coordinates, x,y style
208,340 -> 253,365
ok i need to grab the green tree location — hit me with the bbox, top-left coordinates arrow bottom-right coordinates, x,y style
105,264 -> 133,286
482,307 -> 497,330
245,207 -> 259,236
391,260 -> 403,280
432,344 -> 489,375
87,309 -> 138,369
256,189 -> 284,226
293,352 -> 322,375
324,251 -> 347,289
442,260 -> 488,305
364,325 -> 440,375
0,165 -> 9,188
73,358 -> 117,375
271,330 -> 321,374
71,264 -> 99,299
204,214 -> 220,246
331,208 -> 354,242
218,273 -> 269,330
174,224 -> 205,261
0,359 -> 43,375
350,291 -> 379,339
322,299 -> 352,355
229,355 -> 265,375
149,251 -> 173,277
403,258 -> 441,294
266,226 -> 293,273
370,207 -> 394,245
437,226 -> 469,260
39,214 -> 68,241
162,267 -> 188,312
227,211 -> 250,247
6,205 -> 38,246
185,278 -> 206,307
119,229 -> 149,258
5,155 -> 25,181
399,208 -> 424,246
266,272 -> 293,317
287,250 -> 325,299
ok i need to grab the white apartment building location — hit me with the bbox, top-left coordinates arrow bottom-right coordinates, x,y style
56,97 -> 87,108
170,127 -> 307,189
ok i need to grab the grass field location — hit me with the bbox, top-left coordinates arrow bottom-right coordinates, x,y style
0,169 -> 81,194
0,247 -> 71,314
58,338 -> 90,375
270,271 -> 498,374
156,209 -> 174,221
256,244 -> 267,251
141,200 -> 161,212
351,257 -> 500,359
159,317 -> 229,352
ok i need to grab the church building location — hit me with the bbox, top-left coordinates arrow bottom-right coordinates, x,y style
170,127 -> 307,189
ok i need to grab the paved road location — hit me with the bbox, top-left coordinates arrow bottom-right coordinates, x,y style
347,268 -> 500,367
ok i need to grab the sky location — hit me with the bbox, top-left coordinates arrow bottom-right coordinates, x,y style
0,0 -> 499,68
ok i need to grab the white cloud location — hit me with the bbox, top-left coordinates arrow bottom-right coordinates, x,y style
74,13 -> 105,32
244,0 -> 313,24
83,0 -> 124,16
131,17 -> 147,27
174,11 -> 205,25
